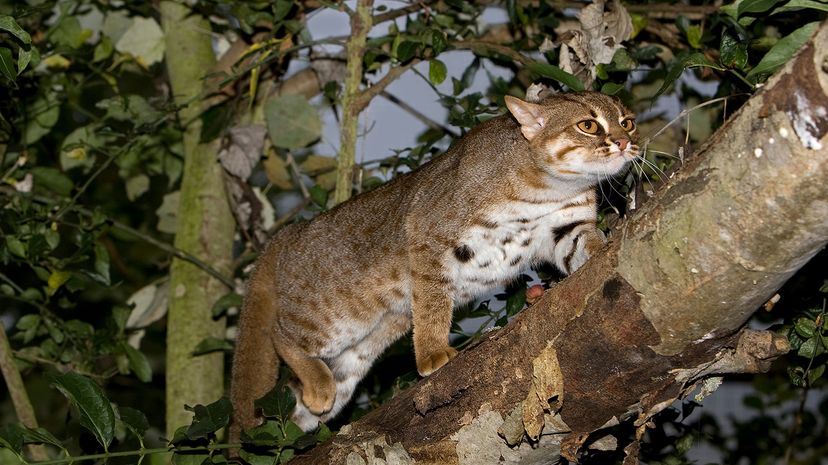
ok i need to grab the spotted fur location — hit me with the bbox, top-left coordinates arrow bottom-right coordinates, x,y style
230,91 -> 639,438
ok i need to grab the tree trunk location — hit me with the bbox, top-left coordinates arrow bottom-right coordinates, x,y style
160,2 -> 236,437
290,21 -> 828,465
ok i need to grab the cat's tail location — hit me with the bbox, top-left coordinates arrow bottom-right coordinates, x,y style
229,276 -> 280,451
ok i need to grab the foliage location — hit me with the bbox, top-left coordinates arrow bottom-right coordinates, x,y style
0,0 -> 825,463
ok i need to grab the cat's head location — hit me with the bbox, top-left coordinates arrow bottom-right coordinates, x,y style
505,92 -> 639,181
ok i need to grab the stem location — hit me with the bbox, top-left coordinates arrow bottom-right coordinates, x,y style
0,323 -> 50,462
28,444 -> 242,465
784,300 -> 826,465
333,0 -> 374,205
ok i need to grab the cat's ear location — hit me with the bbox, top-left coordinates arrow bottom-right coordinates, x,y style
505,96 -> 546,141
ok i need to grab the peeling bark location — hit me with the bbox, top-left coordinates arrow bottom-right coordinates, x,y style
289,21 -> 828,465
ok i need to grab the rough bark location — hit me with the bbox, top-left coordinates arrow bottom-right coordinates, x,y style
160,2 -> 236,437
289,21 -> 828,465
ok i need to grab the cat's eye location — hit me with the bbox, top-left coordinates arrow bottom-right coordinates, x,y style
620,118 -> 636,132
576,120 -> 600,135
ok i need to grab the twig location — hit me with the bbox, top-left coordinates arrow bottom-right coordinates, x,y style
334,0 -> 375,205
52,145 -> 127,222
0,188 -> 235,289
353,60 -> 420,112
451,40 -> 531,65
272,198 -> 312,232
285,152 -> 311,200
379,90 -> 459,137
784,300 -> 826,465
371,0 -> 435,24
0,323 -> 50,462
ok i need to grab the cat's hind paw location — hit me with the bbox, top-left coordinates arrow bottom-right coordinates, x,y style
301,380 -> 336,415
417,347 -> 458,376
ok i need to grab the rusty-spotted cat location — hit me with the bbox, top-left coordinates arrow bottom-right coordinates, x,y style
230,91 -> 639,436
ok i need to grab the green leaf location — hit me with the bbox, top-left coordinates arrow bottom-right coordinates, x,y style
15,314 -> 39,330
774,0 -> 828,13
123,344 -> 152,382
504,286 -> 527,317
746,22 -> 819,83
21,426 -> 65,450
794,317 -> 817,339
212,292 -> 243,318
686,25 -> 703,49
93,243 -> 110,286
0,16 -> 32,44
52,373 -> 115,451
0,424 -> 24,455
395,40 -> 418,62
17,46 -> 38,75
118,406 -> 149,440
309,185 -> 328,209
0,47 -> 16,82
265,95 -> 322,149
525,62 -> 585,91
192,337 -> 233,356
798,336 -> 821,358
720,33 -> 748,70
125,174 -> 150,200
600,82 -> 625,95
738,0 -> 783,16
93,36 -> 113,62
431,30 -> 447,55
24,95 -> 61,144
114,16 -> 165,66
255,373 -> 296,421
31,167 -> 74,196
315,423 -> 332,442
807,363 -> 826,385
5,236 -> 26,258
428,59 -> 447,85
51,16 -> 91,49
183,397 -> 232,440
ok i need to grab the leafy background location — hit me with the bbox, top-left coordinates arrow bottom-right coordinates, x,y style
0,0 -> 826,464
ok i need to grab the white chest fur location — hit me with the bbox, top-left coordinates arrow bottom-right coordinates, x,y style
445,197 -> 595,304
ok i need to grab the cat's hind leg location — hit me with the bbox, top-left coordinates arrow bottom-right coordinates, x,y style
319,313 -> 411,423
273,337 -> 336,417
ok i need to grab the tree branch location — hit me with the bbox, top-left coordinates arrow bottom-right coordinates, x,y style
334,0 -> 375,205
0,324 -> 49,461
289,20 -> 828,465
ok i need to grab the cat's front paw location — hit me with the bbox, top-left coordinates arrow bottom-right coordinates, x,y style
417,347 -> 458,376
301,380 -> 336,415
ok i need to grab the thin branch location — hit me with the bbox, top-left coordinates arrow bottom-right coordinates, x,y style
371,0 -> 436,24
379,90 -> 459,137
334,0 -> 375,205
353,60 -> 420,112
52,145 -> 123,222
451,40 -> 531,65
0,324 -> 50,461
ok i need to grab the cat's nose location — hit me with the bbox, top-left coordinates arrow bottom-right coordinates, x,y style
614,138 -> 630,150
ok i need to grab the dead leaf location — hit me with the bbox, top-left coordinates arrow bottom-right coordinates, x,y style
218,124 -> 267,180
522,345 -> 564,440
262,148 -> 293,190
299,154 -> 338,175
554,0 -> 633,86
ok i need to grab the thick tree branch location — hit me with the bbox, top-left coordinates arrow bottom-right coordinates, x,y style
290,20 -> 828,465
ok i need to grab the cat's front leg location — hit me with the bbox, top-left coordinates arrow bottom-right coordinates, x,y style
409,270 -> 457,376
552,224 -> 606,274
